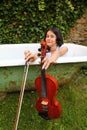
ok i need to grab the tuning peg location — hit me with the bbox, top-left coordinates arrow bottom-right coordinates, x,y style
47,46 -> 50,52
38,48 -> 41,52
37,53 -> 41,57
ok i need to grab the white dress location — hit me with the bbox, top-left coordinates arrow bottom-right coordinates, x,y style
46,44 -> 68,57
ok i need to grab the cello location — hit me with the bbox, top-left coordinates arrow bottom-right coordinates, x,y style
35,41 -> 62,120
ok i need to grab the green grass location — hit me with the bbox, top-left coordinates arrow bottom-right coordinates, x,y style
0,67 -> 87,130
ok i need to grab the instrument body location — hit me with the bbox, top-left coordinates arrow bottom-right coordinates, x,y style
35,41 -> 62,120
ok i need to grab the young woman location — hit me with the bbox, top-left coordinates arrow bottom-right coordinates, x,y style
24,27 -> 68,69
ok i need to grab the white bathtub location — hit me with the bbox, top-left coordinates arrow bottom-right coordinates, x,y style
0,43 -> 87,67
0,43 -> 87,92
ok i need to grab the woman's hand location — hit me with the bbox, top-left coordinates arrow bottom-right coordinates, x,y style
41,50 -> 59,69
42,46 -> 68,70
24,50 -> 37,62
42,56 -> 56,70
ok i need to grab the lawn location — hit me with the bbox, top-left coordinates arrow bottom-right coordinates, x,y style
0,67 -> 87,130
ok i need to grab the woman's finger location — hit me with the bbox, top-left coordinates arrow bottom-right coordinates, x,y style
42,58 -> 50,70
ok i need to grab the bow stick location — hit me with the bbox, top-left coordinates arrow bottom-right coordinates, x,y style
13,62 -> 30,130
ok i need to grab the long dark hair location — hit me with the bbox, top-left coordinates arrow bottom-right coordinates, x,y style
44,27 -> 64,47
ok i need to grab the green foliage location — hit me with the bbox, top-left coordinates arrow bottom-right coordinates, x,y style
0,0 -> 86,44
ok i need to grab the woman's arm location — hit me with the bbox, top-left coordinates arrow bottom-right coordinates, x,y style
51,46 -> 68,60
42,46 -> 68,69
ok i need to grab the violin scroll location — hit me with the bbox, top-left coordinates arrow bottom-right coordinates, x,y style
38,41 -> 50,58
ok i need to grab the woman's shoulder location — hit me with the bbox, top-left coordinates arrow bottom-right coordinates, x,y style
58,43 -> 68,49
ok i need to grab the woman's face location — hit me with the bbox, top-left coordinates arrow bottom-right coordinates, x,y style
45,30 -> 57,48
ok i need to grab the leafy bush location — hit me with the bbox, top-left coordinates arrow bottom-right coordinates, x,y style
0,0 -> 86,44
